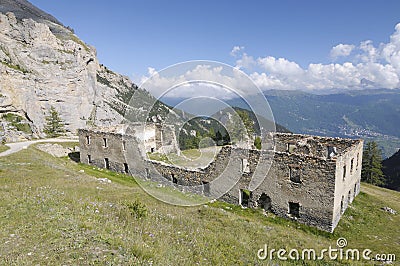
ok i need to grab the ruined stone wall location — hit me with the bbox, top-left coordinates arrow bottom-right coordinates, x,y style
148,146 -> 234,195
206,148 -> 338,232
332,140 -> 363,229
259,153 -> 336,232
78,129 -> 144,176
274,133 -> 358,158
127,123 -> 178,155
159,124 -> 179,154
127,124 -> 157,155
79,129 -> 125,172
148,145 -> 337,232
78,129 -> 362,233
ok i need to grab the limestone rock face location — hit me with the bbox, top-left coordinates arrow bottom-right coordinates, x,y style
0,0 -> 62,27
0,0 -> 187,142
0,11 -> 135,139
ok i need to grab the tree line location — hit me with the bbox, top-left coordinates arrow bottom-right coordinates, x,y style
361,141 -> 386,186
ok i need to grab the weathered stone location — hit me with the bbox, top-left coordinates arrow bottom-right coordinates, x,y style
0,11 -> 123,136
381,206 -> 397,215
36,143 -> 70,157
79,127 -> 363,233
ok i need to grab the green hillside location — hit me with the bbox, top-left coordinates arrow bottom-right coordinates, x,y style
0,145 -> 398,265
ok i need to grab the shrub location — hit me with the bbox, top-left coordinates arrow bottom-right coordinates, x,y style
125,200 -> 147,219
254,136 -> 262,150
1,113 -> 32,134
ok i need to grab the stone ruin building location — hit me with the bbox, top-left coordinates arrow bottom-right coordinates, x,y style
78,124 -> 363,233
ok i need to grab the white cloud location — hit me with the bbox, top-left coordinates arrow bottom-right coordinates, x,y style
358,40 -> 378,62
330,44 -> 355,59
257,56 -> 304,76
381,23 -> 400,71
141,23 -> 400,98
232,23 -> 400,91
235,53 -> 256,69
139,64 -> 256,100
230,46 -> 245,57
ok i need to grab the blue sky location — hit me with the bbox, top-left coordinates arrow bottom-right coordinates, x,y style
29,0 -> 400,92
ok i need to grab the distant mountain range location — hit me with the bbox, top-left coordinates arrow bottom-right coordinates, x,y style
164,89 -> 400,158
223,89 -> 400,158
264,89 -> 400,138
211,107 -> 290,135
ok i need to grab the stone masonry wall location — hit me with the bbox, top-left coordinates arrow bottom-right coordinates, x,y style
274,133 -> 358,158
332,140 -> 364,229
79,128 -> 362,233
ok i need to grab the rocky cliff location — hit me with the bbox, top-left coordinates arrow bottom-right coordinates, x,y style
0,2 -> 166,141
0,0 -> 62,27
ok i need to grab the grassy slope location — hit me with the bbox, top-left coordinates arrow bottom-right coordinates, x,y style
0,144 -> 10,153
148,148 -> 219,169
0,144 -> 399,265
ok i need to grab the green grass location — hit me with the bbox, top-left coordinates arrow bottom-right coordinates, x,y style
41,60 -> 52,65
1,113 -> 32,134
0,146 -> 398,265
181,149 -> 201,159
69,34 -> 90,52
96,73 -> 112,87
55,142 -> 79,149
57,48 -> 74,55
54,32 -> 90,53
148,148 -> 220,169
1,61 -> 29,73
147,152 -> 172,164
0,144 -> 9,153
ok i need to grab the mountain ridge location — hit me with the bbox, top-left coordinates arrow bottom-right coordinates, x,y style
0,0 -> 61,24
0,0 -> 67,34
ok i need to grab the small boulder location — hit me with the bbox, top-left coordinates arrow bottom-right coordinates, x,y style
381,206 -> 397,215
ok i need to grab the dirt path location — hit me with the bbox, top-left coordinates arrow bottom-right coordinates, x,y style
0,138 -> 79,157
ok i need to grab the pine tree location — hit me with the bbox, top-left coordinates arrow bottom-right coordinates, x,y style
361,141 -> 385,186
43,106 -> 65,138
254,136 -> 262,150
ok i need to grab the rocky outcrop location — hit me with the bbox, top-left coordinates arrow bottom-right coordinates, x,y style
0,0 -> 62,26
0,9 -> 149,140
